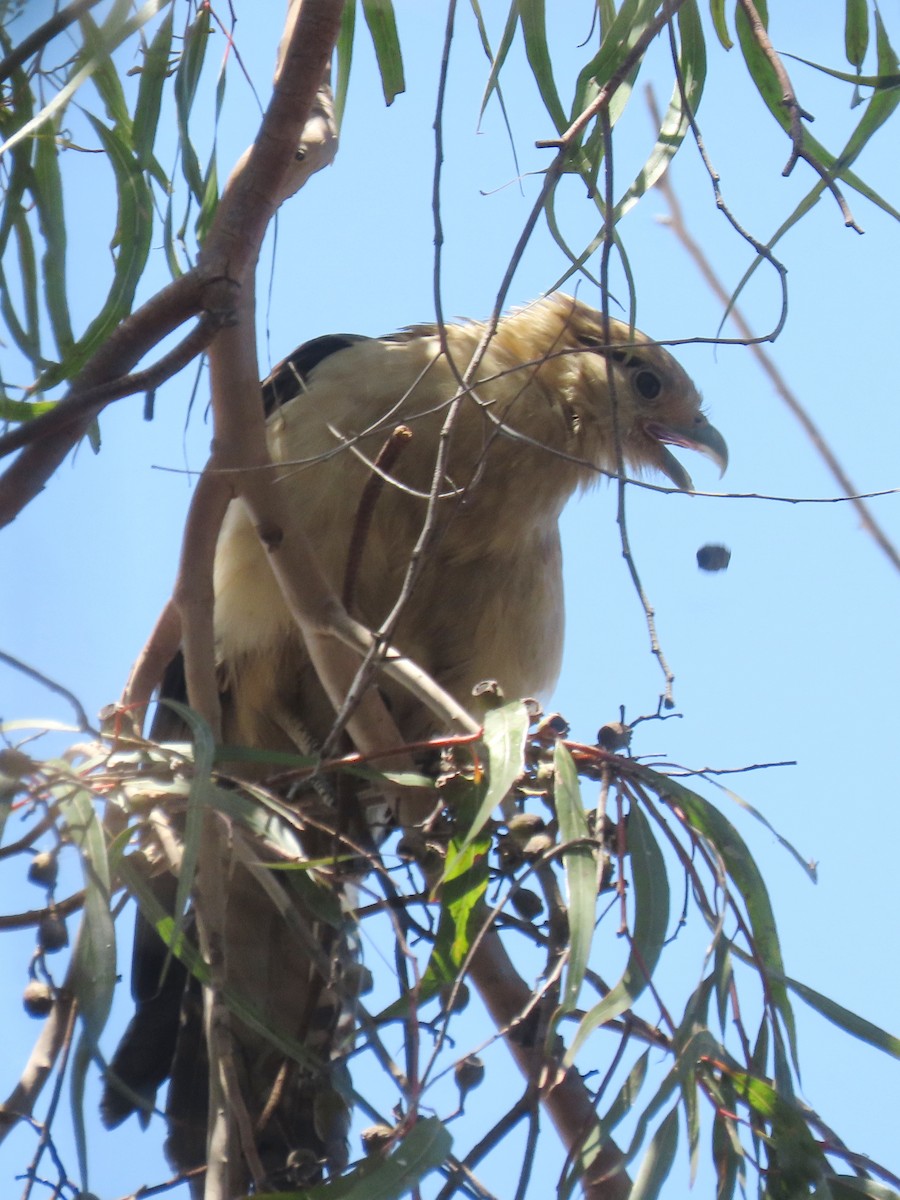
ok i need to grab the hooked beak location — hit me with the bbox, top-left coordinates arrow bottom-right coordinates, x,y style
644,417 -> 728,492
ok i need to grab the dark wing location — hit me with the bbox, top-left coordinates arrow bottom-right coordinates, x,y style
262,334 -> 370,414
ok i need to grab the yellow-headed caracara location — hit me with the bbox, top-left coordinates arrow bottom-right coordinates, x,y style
102,294 -> 727,1192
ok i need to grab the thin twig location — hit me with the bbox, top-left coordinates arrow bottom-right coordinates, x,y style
0,0 -> 106,84
0,650 -> 97,734
646,89 -> 900,575
0,311 -> 228,461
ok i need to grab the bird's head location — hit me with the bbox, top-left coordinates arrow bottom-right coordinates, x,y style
499,294 -> 728,491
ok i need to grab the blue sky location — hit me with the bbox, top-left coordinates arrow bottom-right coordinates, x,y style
1,3 -> 898,1197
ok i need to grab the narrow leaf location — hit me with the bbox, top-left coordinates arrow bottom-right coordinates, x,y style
554,740 -> 596,1012
630,1104 -> 680,1200
519,0 -> 568,133
57,783 -> 115,1190
361,0 -> 405,105
709,0 -> 733,50
631,762 -> 798,1061
158,699 -> 216,933
334,0 -> 356,128
32,124 -> 73,357
174,4 -> 211,202
476,1 -> 519,122
447,699 -> 529,864
133,7 -> 175,167
785,975 -> 900,1058
845,0 -> 870,70
564,802 -> 667,1064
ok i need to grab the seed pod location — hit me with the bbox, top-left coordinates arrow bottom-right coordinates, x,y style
342,962 -> 373,996
39,911 -> 69,953
455,1054 -> 485,1100
23,979 -> 54,1018
439,980 -> 470,1014
28,851 -> 58,890
522,831 -> 555,860
597,721 -> 632,752
0,748 -> 33,800
511,888 -> 544,920
360,1124 -> 394,1155
507,813 -> 546,845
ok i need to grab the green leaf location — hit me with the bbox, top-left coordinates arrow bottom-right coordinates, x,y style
476,1 -> 520,124
519,0 -> 568,134
554,740 -> 596,1013
56,783 -> 115,1190
784,975 -> 900,1058
334,0 -> 356,128
613,0 -> 707,222
361,0 -> 405,106
564,801 -> 667,1065
780,53 -> 900,90
78,114 -> 153,330
158,699 -> 216,936
714,780 -> 817,881
630,1105 -> 680,1200
256,1116 -> 451,1200
602,1048 -> 650,1133
78,10 -> 133,134
0,0 -> 167,160
174,3 -> 212,202
0,214 -> 43,365
817,1178 -> 900,1200
31,123 -> 73,358
382,780 -> 490,1019
572,0 -> 660,128
709,0 -> 733,50
445,699 -> 528,867
845,0 -> 870,70
133,7 -> 175,168
119,856 -> 337,1075
727,8 -> 900,319
631,763 -> 798,1064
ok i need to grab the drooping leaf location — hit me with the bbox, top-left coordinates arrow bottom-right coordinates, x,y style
334,0 -> 357,128
446,699 -> 529,865
613,0 -> 707,222
629,1104 -> 680,1200
845,0 -> 870,70
56,782 -> 115,1191
519,0 -> 568,134
157,698 -> 215,936
133,6 -> 175,168
554,740 -> 596,1013
361,0 -> 405,105
475,0 -> 520,124
709,0 -> 733,50
564,801 -> 667,1064
31,122 -> 73,359
174,3 -> 212,203
784,975 -> 900,1058
630,762 -> 798,1065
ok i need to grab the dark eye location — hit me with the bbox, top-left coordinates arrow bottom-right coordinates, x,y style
635,370 -> 661,401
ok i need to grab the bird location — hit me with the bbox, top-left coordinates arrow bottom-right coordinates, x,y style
101,293 -> 726,1193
